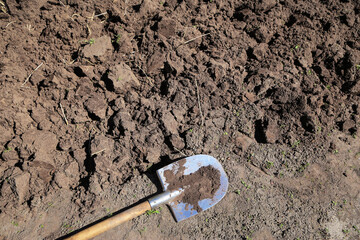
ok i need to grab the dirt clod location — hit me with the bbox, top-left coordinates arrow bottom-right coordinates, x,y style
107,63 -> 140,93
164,159 -> 221,213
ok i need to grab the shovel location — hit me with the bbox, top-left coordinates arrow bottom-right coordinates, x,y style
65,155 -> 228,240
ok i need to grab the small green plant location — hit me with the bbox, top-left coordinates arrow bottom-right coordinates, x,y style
113,34 -> 121,44
331,200 -> 337,206
81,38 -> 95,45
11,221 -> 19,227
326,84 -> 331,90
288,193 -> 294,199
139,227 -> 147,234
342,229 -> 349,234
223,131 -> 228,135
292,140 -> 301,148
279,223 -> 284,228
294,45 -> 299,50
146,208 -> 161,216
39,224 -> 44,228
241,180 -> 250,189
333,149 -> 339,154
356,64 -> 360,70
3,146 -> 12,153
265,161 -> 274,169
189,129 -> 193,133
317,126 -> 322,132
205,218 -> 209,223
105,208 -> 112,216
234,189 -> 241,195
307,69 -> 312,75
297,162 -> 309,173
353,225 -> 360,233
62,223 -> 72,229
117,76 -> 122,82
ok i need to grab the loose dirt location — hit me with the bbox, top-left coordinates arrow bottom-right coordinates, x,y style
0,0 -> 359,239
164,159 -> 221,212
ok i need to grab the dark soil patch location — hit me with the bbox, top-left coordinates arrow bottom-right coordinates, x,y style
164,159 -> 221,212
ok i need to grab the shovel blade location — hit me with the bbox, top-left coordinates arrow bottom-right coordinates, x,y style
156,155 -> 228,222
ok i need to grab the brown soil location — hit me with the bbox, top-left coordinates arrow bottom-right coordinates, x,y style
0,0 -> 359,239
163,159 -> 221,212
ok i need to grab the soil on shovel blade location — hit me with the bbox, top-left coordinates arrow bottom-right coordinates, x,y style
163,159 -> 221,212
0,0 -> 359,239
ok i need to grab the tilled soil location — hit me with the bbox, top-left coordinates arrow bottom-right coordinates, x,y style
0,0 -> 359,239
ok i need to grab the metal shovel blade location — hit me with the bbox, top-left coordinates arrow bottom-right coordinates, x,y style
156,155 -> 228,222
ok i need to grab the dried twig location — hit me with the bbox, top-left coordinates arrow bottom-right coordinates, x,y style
58,0 -> 66,7
86,11 -> 95,21
22,62 -> 43,86
5,21 -> 15,28
182,33 -> 210,45
59,103 -> 69,125
86,23 -> 92,37
173,147 -> 187,157
194,77 -> 204,127
91,148 -> 106,156
94,12 -> 107,18
135,63 -> 153,86
25,24 -> 34,32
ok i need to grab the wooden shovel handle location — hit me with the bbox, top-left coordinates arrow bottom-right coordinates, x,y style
65,201 -> 151,240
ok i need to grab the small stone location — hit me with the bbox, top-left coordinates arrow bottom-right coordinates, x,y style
0,124 -> 13,146
234,132 -> 254,152
253,26 -> 272,43
341,120 -> 356,132
13,171 -> 30,203
254,0 -> 276,12
82,36 -> 113,59
65,161 -> 80,178
164,53 -> 184,76
161,111 -> 178,135
84,94 -> 107,120
170,134 -> 185,149
146,147 -> 161,163
157,18 -> 177,38
146,51 -> 165,74
72,148 -> 86,162
112,111 -> 136,134
14,112 -> 34,134
76,65 -> 96,79
348,80 -> 360,95
265,120 -> 279,143
54,172 -> 72,189
90,135 -> 113,156
107,63 -> 140,93
89,174 -> 102,195
252,43 -> 268,61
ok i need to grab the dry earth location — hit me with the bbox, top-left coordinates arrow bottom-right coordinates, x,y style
0,0 -> 359,239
